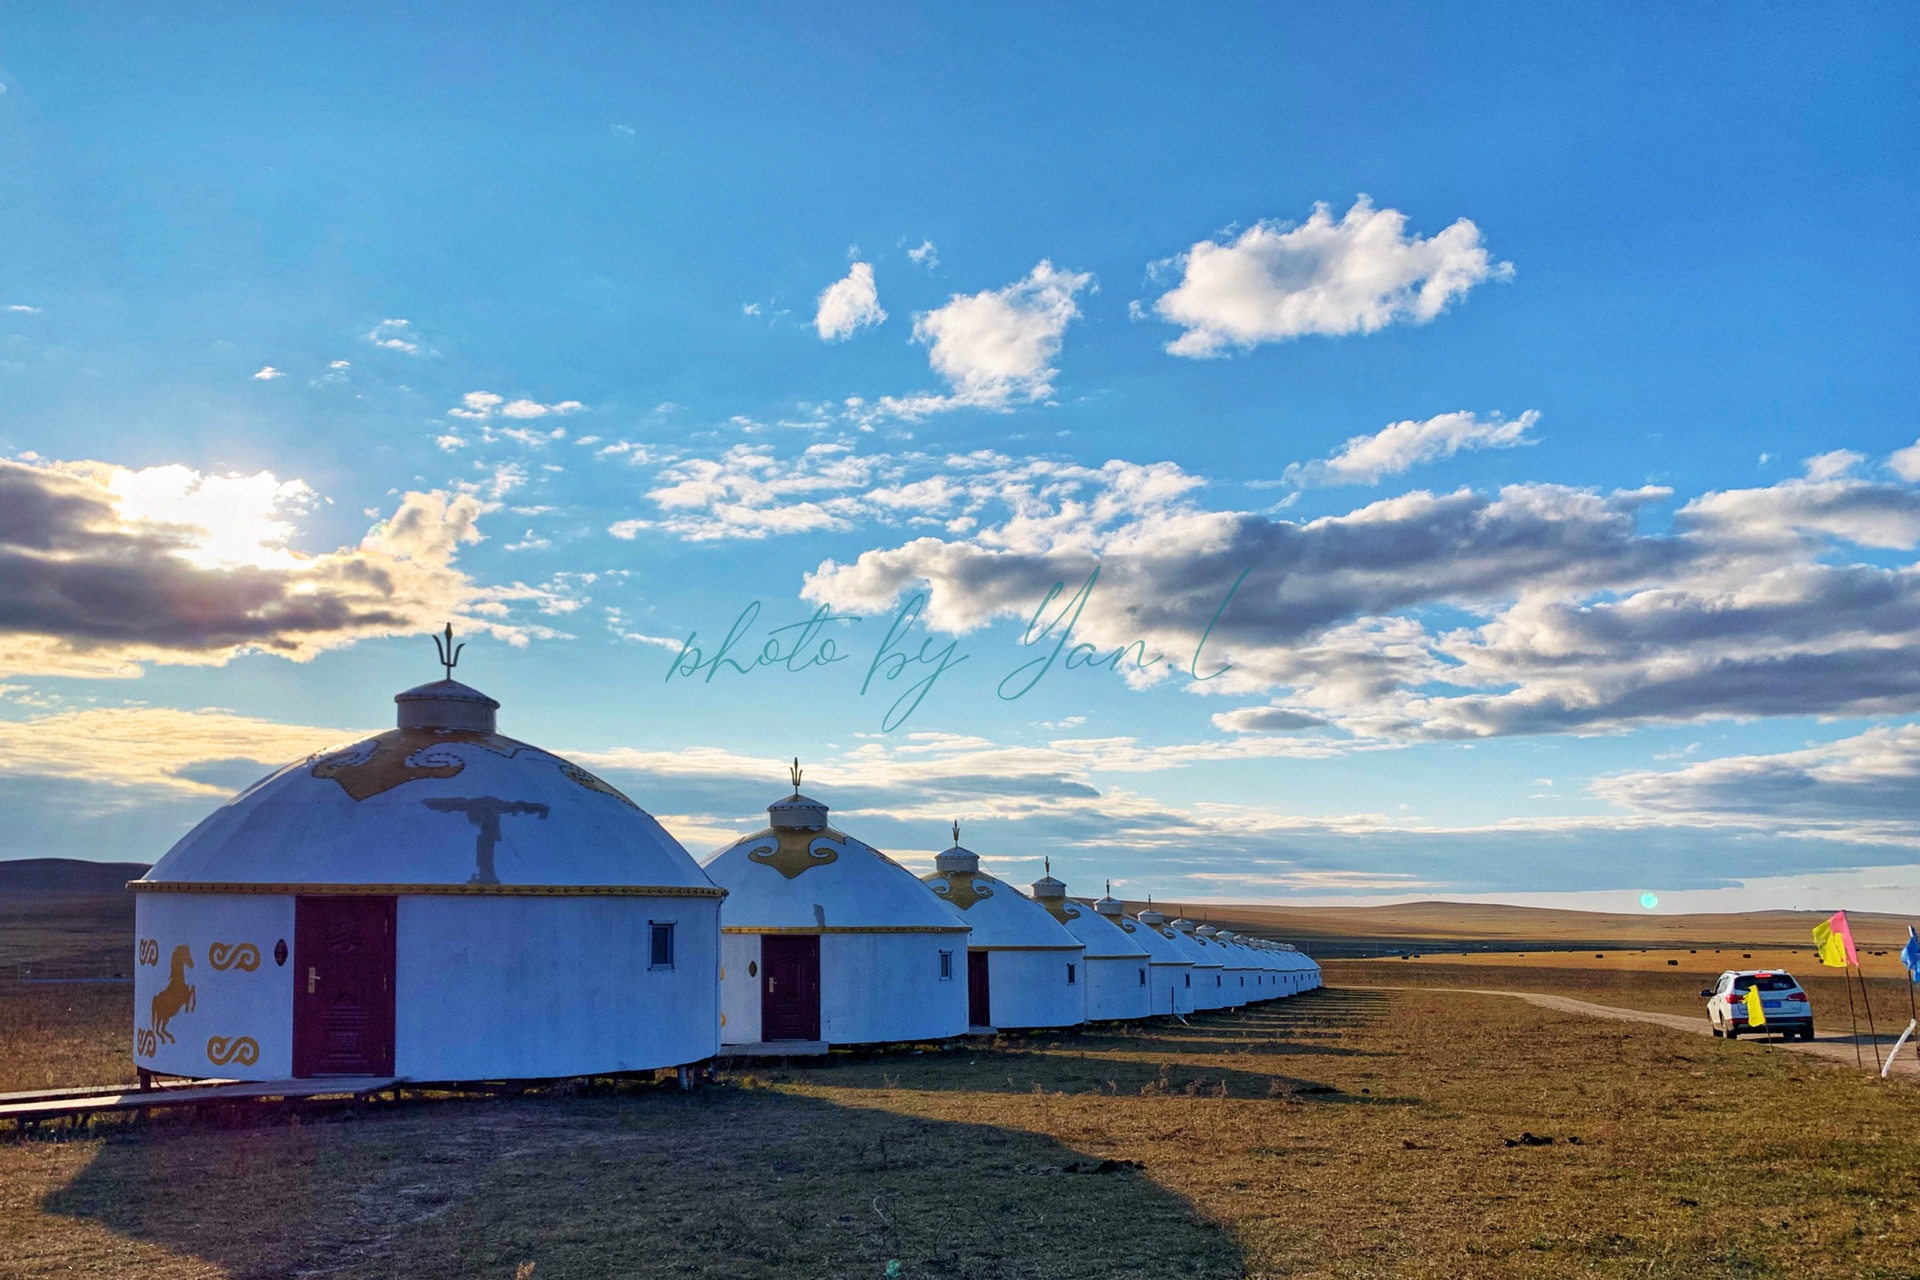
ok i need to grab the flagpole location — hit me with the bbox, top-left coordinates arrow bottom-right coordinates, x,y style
1856,964 -> 1882,1073
1844,971 -> 1863,1068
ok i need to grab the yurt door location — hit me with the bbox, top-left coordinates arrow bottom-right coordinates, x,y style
967,950 -> 991,1027
760,935 -> 820,1041
293,896 -> 396,1077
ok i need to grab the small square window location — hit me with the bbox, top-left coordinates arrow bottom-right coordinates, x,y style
1066,963 -> 1077,986
649,921 -> 675,969
939,950 -> 954,980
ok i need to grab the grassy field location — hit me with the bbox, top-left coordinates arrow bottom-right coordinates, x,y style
5,889 -> 1919,1277
4,980 -> 1919,1277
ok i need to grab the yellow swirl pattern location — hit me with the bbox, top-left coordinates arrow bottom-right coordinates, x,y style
206,1035 -> 260,1067
207,942 -> 261,972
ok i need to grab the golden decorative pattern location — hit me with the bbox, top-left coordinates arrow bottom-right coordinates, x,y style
560,761 -> 641,808
206,1036 -> 260,1067
926,871 -> 995,911
131,881 -> 727,898
742,827 -> 841,880
207,942 -> 260,972
150,944 -> 195,1046
1042,900 -> 1083,925
721,925 -> 971,935
309,728 -> 528,801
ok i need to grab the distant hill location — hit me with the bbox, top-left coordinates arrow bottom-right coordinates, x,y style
0,858 -> 150,895
1121,898 -> 1917,951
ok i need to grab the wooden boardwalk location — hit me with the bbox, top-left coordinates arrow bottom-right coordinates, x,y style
0,1076 -> 399,1130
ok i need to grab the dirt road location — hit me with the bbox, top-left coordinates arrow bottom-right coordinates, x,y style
1381,985 -> 1920,1078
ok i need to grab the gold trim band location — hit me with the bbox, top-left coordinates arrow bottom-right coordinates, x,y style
131,881 -> 727,899
966,944 -> 1083,953
722,925 -> 971,935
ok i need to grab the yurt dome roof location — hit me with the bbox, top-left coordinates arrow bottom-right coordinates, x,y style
705,775 -> 967,932
1033,873 -> 1147,960
142,672 -> 715,894
921,835 -> 1080,950
1123,911 -> 1193,966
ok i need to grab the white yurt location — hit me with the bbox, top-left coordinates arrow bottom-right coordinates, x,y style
1038,878 -> 1153,1022
705,768 -> 970,1047
132,658 -> 723,1083
1218,931 -> 1270,1000
1198,926 -> 1252,1004
921,830 -> 1084,1031
1168,917 -> 1231,1009
1128,906 -> 1197,1015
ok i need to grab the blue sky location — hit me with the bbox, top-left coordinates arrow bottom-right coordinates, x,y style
4,5 -> 1919,911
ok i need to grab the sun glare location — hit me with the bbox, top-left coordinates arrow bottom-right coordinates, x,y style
104,464 -> 316,570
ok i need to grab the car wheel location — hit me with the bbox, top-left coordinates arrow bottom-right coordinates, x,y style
1708,1019 -> 1722,1038
1725,1025 -> 1739,1039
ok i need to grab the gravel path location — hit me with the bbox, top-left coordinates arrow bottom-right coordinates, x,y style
1380,985 -> 1920,1077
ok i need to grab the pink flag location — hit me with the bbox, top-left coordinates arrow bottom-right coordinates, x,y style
1812,909 -> 1860,968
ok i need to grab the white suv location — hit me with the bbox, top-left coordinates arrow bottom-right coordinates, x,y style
1702,970 -> 1814,1041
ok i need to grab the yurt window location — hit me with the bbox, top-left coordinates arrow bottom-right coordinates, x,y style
1066,963 -> 1077,985
939,950 -> 954,980
649,921 -> 676,969
1184,973 -> 1191,988
1138,967 -> 1147,985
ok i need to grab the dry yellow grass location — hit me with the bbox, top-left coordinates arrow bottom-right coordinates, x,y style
3,985 -> 1917,1278
6,897 -> 1919,1277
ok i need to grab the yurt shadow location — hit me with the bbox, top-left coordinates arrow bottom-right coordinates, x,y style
38,1087 -> 1243,1279
769,1049 -> 1345,1101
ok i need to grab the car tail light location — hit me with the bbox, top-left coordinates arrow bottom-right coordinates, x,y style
1788,992 -> 1808,1002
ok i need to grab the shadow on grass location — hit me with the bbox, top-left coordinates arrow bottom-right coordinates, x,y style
773,994 -> 1404,1104
38,1087 -> 1243,1280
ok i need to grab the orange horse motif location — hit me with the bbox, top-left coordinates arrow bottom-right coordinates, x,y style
150,944 -> 196,1045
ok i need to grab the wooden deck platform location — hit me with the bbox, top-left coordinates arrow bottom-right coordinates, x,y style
0,1076 -> 399,1130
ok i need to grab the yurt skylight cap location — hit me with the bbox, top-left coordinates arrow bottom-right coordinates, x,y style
1195,924 -> 1220,938
1093,879 -> 1124,916
395,624 -> 499,732
1030,857 -> 1066,900
1136,908 -> 1168,926
934,819 -> 979,873
768,757 -> 830,830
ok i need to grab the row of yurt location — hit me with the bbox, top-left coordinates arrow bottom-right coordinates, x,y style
131,655 -> 1318,1083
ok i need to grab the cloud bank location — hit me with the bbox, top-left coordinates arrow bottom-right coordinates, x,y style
0,457 -> 547,678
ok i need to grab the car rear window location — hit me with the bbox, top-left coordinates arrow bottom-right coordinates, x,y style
1732,974 -> 1798,992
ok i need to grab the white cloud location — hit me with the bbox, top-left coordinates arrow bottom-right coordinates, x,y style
907,240 -> 939,269
1284,410 -> 1540,486
1889,438 -> 1920,483
611,123 -> 635,136
7,304 -> 40,314
1153,197 -> 1512,357
877,261 -> 1094,418
814,262 -> 887,341
448,391 -> 583,423
329,359 -> 351,369
364,318 -> 422,354
1804,449 -> 1864,481
742,302 -> 762,317
251,365 -> 285,381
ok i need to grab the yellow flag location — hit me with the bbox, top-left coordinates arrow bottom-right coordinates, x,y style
1812,910 -> 1859,968
1744,983 -> 1765,1028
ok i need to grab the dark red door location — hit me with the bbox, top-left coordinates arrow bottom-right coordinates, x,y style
760,934 -> 821,1041
967,950 -> 991,1027
293,896 -> 396,1077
